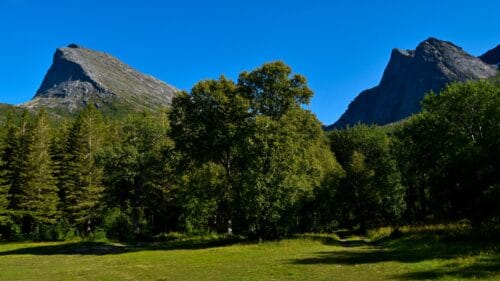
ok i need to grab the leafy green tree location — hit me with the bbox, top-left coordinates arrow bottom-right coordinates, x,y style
236,108 -> 341,238
178,162 -> 224,233
103,112 -> 177,236
170,62 -> 342,238
395,80 -> 500,224
235,62 -> 338,238
329,124 -> 405,231
392,114 -> 442,221
238,61 -> 313,118
169,76 -> 251,232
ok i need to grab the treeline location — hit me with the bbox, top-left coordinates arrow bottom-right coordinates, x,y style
0,62 -> 498,241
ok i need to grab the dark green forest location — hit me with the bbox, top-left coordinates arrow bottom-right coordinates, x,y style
0,62 -> 498,241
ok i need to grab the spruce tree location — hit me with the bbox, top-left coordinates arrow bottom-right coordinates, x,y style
0,112 -> 16,225
63,105 -> 105,233
0,154 -> 9,226
17,109 -> 59,231
50,119 -> 69,209
8,110 -> 32,221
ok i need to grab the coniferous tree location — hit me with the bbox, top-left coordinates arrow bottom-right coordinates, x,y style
50,119 -> 70,209
63,105 -> 105,233
0,112 -> 16,226
0,155 -> 9,226
8,111 -> 33,231
1,112 -> 17,187
16,109 -> 59,233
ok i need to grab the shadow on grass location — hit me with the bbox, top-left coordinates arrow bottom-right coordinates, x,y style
394,256 -> 500,280
0,238 -> 242,256
290,233 -> 500,280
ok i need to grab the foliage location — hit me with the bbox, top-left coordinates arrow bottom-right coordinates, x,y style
169,61 -> 341,238
61,105 -> 105,234
102,111 -> 177,237
329,124 -> 405,231
235,109 -> 341,238
178,162 -> 224,233
394,80 -> 500,224
0,144 -> 9,227
0,63 -> 498,242
238,61 -> 313,118
17,109 -> 59,236
102,208 -> 134,242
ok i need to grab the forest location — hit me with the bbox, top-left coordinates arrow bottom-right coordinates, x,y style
0,61 -> 498,241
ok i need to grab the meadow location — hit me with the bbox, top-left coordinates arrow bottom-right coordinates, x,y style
0,227 -> 498,281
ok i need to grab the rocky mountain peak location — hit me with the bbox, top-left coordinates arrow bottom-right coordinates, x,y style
24,44 -> 178,115
330,37 -> 497,129
480,44 -> 500,66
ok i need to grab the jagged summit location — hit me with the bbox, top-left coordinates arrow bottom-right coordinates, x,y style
330,37 -> 497,129
480,44 -> 500,66
23,44 -> 178,115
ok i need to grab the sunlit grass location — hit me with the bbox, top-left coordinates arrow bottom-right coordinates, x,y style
0,228 -> 498,281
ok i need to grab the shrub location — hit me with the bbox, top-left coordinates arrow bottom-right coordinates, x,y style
102,208 -> 134,242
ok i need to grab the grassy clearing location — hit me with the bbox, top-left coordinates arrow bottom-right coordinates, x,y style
0,229 -> 498,281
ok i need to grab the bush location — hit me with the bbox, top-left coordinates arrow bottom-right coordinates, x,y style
0,221 -> 22,241
102,208 -> 134,242
53,219 -> 79,241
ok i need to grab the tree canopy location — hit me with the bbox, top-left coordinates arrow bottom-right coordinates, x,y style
0,66 -> 498,241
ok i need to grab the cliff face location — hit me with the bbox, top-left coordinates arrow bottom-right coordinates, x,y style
330,38 -> 497,129
23,44 -> 177,115
480,44 -> 500,66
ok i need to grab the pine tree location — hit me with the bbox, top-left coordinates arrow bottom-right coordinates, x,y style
8,111 -> 32,216
63,105 -> 105,233
0,112 -> 16,225
17,109 -> 59,231
50,119 -> 69,209
0,152 -> 9,226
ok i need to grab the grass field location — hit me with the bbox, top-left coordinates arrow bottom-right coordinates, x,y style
0,230 -> 498,281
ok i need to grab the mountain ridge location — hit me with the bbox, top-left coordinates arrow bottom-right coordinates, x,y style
22,44 -> 178,116
329,37 -> 498,129
479,44 -> 500,66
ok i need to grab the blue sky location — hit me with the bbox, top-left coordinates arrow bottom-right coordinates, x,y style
0,0 -> 498,124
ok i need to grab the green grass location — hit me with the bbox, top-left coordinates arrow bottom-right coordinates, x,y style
0,230 -> 498,281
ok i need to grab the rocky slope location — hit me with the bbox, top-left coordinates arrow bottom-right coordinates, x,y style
480,44 -> 500,66
330,38 -> 498,129
22,44 -> 177,116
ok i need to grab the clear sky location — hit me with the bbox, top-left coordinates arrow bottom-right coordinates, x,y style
0,0 -> 498,125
